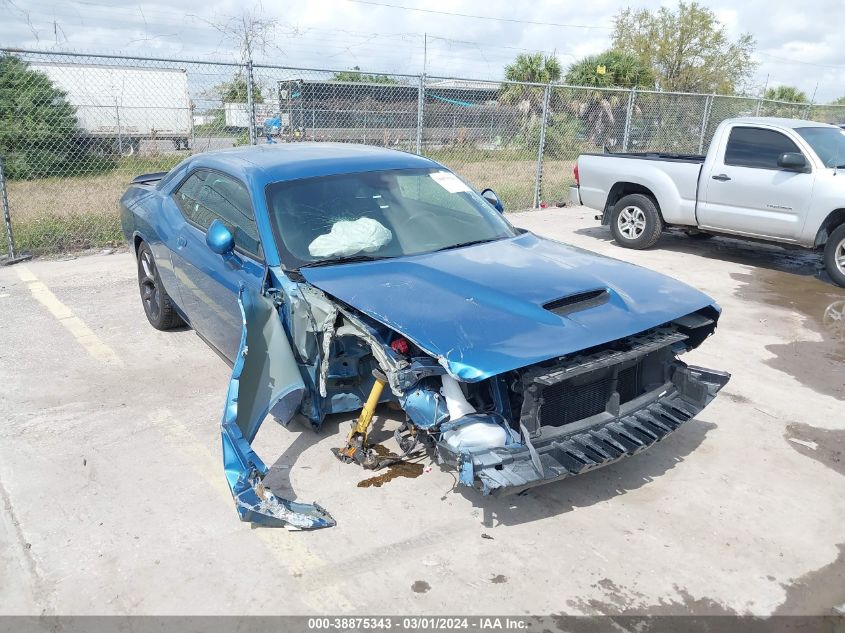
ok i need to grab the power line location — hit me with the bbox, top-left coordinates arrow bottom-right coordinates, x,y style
758,52 -> 845,71
344,0 -> 613,30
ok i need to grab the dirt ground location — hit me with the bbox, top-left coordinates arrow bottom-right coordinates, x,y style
0,206 -> 843,616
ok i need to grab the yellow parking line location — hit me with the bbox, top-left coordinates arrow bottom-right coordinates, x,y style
159,411 -> 355,612
16,266 -> 124,366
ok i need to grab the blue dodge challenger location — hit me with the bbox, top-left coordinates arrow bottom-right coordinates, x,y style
121,143 -> 729,529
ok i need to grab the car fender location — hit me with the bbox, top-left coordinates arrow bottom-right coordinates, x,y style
220,284 -> 335,529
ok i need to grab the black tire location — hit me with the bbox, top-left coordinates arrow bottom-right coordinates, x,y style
610,193 -> 664,249
823,224 -> 845,288
137,242 -> 184,330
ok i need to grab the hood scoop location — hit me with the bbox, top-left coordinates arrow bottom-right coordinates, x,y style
544,288 -> 609,316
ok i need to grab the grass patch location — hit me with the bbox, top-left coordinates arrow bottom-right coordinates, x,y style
13,210 -> 123,254
425,146 -> 537,164
4,154 -> 183,254
3,147 -> 574,255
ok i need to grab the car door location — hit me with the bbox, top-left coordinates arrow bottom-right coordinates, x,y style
697,125 -> 816,240
168,168 -> 266,362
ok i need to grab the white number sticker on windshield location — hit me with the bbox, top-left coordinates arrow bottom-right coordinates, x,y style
430,171 -> 470,193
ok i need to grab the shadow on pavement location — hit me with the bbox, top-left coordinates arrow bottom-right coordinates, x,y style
574,225 -> 831,281
454,418 -> 717,528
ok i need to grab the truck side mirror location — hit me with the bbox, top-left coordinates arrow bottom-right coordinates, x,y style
777,152 -> 808,172
480,188 -> 504,213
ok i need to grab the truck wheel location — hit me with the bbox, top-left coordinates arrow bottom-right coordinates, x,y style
611,194 -> 663,249
823,224 -> 845,288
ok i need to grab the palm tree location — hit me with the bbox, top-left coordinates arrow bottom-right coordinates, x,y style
563,50 -> 654,149
565,50 -> 653,89
500,53 -> 562,116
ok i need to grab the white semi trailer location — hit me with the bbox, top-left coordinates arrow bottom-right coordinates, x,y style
30,62 -> 193,155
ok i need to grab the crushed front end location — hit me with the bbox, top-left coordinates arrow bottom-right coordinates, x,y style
403,310 -> 729,495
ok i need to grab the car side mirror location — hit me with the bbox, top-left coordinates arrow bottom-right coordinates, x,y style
480,188 -> 504,213
777,152 -> 808,172
206,219 -> 235,255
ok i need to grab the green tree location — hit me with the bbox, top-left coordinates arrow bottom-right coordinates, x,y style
332,66 -> 397,84
0,54 -> 93,179
612,1 -> 756,94
763,86 -> 808,103
500,53 -> 562,116
832,96 -> 845,105
216,73 -> 264,103
561,51 -> 653,150
564,50 -> 654,88
504,53 -> 562,84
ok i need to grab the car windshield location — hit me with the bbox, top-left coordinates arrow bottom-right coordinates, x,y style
265,168 -> 517,268
796,127 -> 845,168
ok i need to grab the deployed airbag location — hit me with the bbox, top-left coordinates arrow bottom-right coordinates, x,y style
308,217 -> 392,258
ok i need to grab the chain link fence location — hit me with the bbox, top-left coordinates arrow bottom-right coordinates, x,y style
2,48 -> 845,257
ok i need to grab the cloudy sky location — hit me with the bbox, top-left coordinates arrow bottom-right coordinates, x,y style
1,0 -> 843,102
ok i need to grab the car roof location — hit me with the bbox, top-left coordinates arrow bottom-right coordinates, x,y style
184,142 -> 439,185
728,117 -> 838,130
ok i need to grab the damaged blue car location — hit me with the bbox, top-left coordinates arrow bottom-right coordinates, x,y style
120,143 -> 729,530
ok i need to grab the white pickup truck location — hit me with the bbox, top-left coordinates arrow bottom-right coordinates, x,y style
571,117 -> 845,287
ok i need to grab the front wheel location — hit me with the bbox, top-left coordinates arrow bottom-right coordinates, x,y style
137,242 -> 184,330
610,193 -> 664,249
823,224 -> 845,288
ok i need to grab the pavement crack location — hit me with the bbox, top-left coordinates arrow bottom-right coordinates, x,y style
0,470 -> 54,614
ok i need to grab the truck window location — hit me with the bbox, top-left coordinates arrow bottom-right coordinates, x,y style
724,127 -> 802,170
175,170 -> 264,260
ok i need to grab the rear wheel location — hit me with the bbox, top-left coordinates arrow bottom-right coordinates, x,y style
137,242 -> 184,330
610,193 -> 663,249
823,224 -> 845,288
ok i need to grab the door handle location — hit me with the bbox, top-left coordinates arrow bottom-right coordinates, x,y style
712,173 -> 731,182
176,236 -> 187,248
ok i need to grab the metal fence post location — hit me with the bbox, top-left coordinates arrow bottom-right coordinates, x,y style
622,88 -> 635,152
755,99 -> 762,116
0,157 -> 15,259
0,157 -> 29,264
246,60 -> 257,145
415,74 -> 425,155
533,84 -> 551,209
698,94 -> 713,154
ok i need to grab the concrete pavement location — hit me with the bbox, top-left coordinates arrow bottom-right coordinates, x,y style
0,206 -> 843,615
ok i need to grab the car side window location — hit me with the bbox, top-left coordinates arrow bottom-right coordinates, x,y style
724,127 -> 802,170
174,169 -> 264,259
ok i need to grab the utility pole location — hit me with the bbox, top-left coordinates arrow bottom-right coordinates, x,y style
756,73 -> 769,116
423,32 -> 427,76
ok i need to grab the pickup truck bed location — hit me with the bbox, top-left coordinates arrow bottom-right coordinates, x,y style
581,151 -> 705,163
571,117 -> 845,287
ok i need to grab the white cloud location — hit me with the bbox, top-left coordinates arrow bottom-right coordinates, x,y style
1,0 -> 843,101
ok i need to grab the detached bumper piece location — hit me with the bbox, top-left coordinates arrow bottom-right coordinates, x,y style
437,327 -> 729,495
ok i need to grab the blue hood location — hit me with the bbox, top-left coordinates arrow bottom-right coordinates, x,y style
301,233 -> 717,381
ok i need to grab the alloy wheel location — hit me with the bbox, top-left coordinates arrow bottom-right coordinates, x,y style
618,205 -> 646,239
139,250 -> 161,321
836,236 -> 845,277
